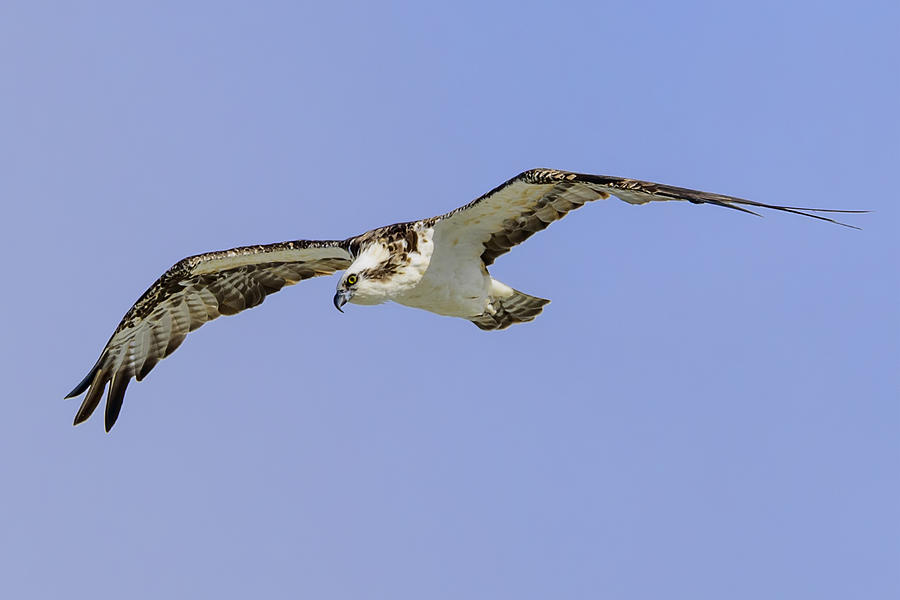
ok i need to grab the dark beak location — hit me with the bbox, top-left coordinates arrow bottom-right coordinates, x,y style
333,289 -> 351,313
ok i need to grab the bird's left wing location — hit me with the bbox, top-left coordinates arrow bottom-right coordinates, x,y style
66,239 -> 352,431
432,169 -> 863,266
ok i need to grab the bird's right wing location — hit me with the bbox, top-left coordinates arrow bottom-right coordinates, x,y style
66,239 -> 353,431
431,169 -> 864,267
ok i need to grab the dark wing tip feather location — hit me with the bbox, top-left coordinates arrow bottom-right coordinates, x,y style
699,199 -> 764,218
566,172 -> 866,229
720,199 -> 867,230
104,374 -> 131,432
729,202 -> 862,229
65,357 -> 103,399
72,371 -> 107,426
629,178 -> 865,229
67,239 -> 353,430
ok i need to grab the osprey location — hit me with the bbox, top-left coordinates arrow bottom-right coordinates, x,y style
66,169 -> 861,430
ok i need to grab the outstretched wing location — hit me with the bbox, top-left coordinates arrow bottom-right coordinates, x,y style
432,168 -> 864,266
66,239 -> 352,431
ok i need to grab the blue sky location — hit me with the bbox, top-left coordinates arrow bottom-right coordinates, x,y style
1,1 -> 897,598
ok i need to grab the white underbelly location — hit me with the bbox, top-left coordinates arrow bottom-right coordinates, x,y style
393,260 -> 491,318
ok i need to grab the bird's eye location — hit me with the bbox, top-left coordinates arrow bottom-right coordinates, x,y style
346,274 -> 358,285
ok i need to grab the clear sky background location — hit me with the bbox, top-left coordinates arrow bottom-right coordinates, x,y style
1,1 -> 897,598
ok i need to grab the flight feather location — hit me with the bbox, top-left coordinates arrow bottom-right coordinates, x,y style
66,240 -> 352,431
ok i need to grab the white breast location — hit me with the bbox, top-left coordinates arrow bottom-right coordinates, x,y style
392,225 -> 492,318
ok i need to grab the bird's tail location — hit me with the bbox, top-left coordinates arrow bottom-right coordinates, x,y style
469,282 -> 550,330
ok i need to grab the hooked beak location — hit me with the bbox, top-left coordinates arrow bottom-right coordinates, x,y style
333,289 -> 351,313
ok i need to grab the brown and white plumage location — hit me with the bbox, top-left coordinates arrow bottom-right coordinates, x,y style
67,241 -> 352,431
67,169 -> 863,430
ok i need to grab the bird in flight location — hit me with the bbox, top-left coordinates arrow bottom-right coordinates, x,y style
66,169 -> 862,431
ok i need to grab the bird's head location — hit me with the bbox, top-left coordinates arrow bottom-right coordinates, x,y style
333,268 -> 396,311
333,243 -> 399,311
333,271 -> 359,311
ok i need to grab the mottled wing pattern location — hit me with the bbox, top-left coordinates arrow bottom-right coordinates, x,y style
432,169 -> 863,266
67,240 -> 352,431
429,170 -> 609,266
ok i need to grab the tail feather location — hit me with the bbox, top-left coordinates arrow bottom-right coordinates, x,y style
470,288 -> 550,330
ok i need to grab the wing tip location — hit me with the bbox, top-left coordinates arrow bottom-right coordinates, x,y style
64,357 -> 103,400
68,355 -> 119,430
72,377 -> 106,427
72,410 -> 92,427
103,372 -> 133,432
598,174 -> 866,229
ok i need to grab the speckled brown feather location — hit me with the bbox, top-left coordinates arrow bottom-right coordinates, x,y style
469,289 -> 550,331
430,169 -> 863,268
67,240 -> 352,431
